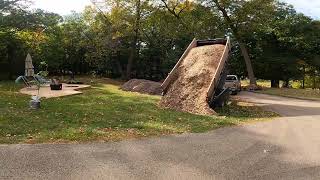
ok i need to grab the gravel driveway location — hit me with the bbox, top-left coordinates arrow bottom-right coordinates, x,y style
1,92 -> 320,180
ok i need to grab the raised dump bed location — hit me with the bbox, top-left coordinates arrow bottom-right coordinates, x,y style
160,37 -> 231,115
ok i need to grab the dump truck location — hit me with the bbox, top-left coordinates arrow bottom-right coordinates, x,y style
160,37 -> 231,115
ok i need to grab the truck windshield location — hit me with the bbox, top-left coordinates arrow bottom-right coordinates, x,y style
226,76 -> 237,81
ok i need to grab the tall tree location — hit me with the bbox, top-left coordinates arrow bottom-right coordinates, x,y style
202,0 -> 275,86
91,0 -> 146,79
126,0 -> 141,79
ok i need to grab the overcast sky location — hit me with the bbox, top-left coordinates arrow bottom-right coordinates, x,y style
31,0 -> 91,15
31,0 -> 320,19
284,0 -> 320,19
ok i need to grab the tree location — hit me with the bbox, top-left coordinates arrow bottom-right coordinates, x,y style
89,0 -> 147,79
126,0 -> 141,79
1,0 -> 319,86
265,3 -> 320,87
201,0 -> 276,86
227,2 -> 320,88
0,0 -> 30,78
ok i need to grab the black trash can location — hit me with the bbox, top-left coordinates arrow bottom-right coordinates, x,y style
50,84 -> 62,90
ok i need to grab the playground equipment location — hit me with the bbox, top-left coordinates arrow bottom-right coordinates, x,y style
15,54 -> 51,87
160,37 -> 231,115
15,54 -> 49,109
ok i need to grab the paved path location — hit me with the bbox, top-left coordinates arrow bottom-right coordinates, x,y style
1,92 -> 320,180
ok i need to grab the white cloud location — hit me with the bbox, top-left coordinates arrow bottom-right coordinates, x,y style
283,0 -> 320,19
31,0 -> 92,15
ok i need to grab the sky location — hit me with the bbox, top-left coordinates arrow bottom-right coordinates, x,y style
31,0 -> 92,15
284,0 -> 320,19
31,0 -> 320,19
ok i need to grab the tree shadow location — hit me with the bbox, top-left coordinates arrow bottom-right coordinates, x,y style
89,126 -> 320,179
2,108 -> 320,179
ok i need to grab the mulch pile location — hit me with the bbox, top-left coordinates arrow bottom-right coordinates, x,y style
159,44 -> 225,115
121,79 -> 162,95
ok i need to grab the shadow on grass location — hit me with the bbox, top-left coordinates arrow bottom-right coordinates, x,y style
0,82 -> 277,144
216,101 -> 279,119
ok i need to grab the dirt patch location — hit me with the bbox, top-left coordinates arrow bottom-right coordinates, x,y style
121,79 -> 162,95
160,44 -> 225,115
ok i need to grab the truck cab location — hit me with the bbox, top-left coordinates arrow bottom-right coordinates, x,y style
224,75 -> 241,95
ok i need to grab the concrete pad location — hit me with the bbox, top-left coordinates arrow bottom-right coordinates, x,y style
20,84 -> 91,98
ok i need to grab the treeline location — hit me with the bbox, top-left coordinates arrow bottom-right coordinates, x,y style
1,0 -> 320,88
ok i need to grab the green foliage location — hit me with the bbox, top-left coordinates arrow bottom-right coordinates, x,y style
228,2 -> 320,84
0,0 -> 319,84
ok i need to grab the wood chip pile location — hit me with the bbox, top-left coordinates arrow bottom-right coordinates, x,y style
160,45 -> 225,115
121,79 -> 162,95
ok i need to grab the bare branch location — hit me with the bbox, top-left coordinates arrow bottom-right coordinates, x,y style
90,0 -> 109,22
177,2 -> 188,17
161,0 -> 180,19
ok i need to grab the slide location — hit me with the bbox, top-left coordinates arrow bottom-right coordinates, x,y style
160,38 -> 231,115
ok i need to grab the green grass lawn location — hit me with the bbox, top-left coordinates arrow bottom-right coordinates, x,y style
241,79 -> 302,89
0,80 -> 277,144
241,79 -> 320,100
241,79 -> 273,88
258,88 -> 320,101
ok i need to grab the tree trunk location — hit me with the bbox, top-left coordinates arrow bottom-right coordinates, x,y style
212,0 -> 257,86
116,51 -> 126,79
239,43 -> 257,85
271,80 -> 280,88
313,70 -> 316,89
7,44 -> 15,80
126,49 -> 134,79
282,79 -> 290,88
126,0 -> 141,80
302,65 -> 306,89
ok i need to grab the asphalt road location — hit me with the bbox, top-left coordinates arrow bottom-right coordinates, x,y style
1,92 -> 320,180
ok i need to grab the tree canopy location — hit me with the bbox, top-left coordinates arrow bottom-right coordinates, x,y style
0,0 -> 319,88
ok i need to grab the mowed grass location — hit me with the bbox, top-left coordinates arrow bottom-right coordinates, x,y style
241,79 -> 273,88
0,81 -> 277,144
258,88 -> 320,101
241,79 -> 320,100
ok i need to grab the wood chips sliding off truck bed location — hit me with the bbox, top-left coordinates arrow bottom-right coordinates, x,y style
159,44 -> 226,115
